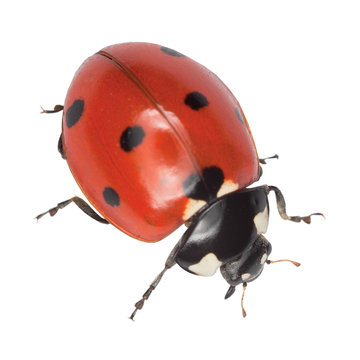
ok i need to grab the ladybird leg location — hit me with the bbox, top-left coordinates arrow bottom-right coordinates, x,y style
35,196 -> 109,224
40,105 -> 66,159
258,155 -> 279,179
129,236 -> 187,320
40,104 -> 64,113
267,185 -> 324,224
259,154 -> 279,164
129,267 -> 170,321
57,133 -> 66,159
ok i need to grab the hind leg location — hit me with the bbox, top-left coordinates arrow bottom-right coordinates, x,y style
258,154 -> 279,179
40,105 -> 64,113
40,105 -> 66,159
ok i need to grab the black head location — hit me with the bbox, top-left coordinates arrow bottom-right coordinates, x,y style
220,234 -> 272,287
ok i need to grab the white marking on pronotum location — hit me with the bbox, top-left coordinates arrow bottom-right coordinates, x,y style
183,199 -> 207,220
260,253 -> 268,265
216,179 -> 239,198
241,273 -> 251,281
188,253 -> 222,277
253,206 -> 269,234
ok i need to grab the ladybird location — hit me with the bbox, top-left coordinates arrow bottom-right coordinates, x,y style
38,42 -> 322,319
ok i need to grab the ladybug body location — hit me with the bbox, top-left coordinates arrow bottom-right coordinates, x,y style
39,43 -> 321,319
62,43 -> 259,242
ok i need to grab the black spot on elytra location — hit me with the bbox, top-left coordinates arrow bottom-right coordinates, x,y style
183,166 -> 225,202
183,173 -> 207,201
103,187 -> 120,207
66,99 -> 84,128
120,126 -> 145,152
235,107 -> 245,124
160,46 -> 185,57
184,92 -> 209,110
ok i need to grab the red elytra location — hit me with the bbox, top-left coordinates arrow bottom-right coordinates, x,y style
62,42 -> 259,242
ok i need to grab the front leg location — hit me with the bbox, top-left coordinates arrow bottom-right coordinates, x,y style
129,234 -> 187,320
267,185 -> 324,224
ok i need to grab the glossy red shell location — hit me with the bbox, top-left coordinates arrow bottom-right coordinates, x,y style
62,42 -> 259,242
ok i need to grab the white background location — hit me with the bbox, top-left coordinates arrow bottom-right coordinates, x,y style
1,0 -> 359,359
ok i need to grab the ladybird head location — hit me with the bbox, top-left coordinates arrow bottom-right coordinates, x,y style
220,235 -> 272,291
